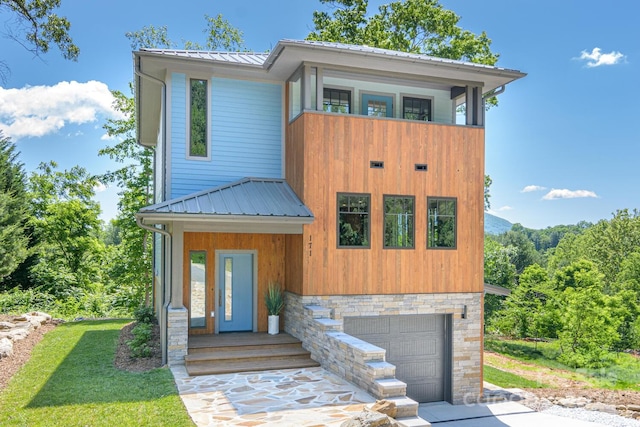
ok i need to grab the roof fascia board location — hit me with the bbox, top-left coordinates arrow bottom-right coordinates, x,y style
137,213 -> 313,226
276,42 -> 525,80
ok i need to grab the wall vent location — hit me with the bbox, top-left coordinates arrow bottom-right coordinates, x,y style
415,164 -> 428,171
370,161 -> 384,169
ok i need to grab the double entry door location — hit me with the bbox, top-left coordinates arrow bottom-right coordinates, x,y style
188,251 -> 255,334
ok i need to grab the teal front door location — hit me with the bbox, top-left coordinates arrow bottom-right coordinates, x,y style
218,253 -> 254,332
361,94 -> 393,118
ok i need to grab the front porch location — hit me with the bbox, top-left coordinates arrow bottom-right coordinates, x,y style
184,332 -> 319,376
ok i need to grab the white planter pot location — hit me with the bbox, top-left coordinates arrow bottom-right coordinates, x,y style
268,315 -> 280,335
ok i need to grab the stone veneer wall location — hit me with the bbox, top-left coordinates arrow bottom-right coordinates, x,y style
167,307 -> 188,366
284,292 -> 482,404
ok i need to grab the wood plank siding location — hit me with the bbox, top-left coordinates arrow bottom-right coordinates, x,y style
285,112 -> 485,296
183,232 -> 286,333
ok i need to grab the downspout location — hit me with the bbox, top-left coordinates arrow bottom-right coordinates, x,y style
134,56 -> 171,365
136,216 -> 172,365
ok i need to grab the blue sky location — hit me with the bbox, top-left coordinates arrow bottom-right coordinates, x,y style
0,0 -> 638,229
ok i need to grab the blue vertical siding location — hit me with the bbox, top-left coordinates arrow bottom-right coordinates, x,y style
169,74 -> 282,199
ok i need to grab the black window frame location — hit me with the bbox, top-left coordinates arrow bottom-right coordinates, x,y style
337,193 -> 371,249
427,197 -> 457,249
323,88 -> 351,114
403,96 -> 432,122
383,195 -> 415,249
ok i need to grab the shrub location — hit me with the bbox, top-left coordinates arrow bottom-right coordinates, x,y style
127,322 -> 153,358
134,305 -> 156,324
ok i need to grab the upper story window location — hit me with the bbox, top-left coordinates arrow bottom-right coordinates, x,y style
427,197 -> 457,249
338,193 -> 370,248
323,88 -> 351,114
383,195 -> 414,249
189,78 -> 208,158
403,96 -> 432,121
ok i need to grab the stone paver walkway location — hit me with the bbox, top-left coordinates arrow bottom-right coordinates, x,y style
171,365 -> 375,426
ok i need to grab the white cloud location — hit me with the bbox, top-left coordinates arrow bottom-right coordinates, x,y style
542,189 -> 598,200
94,182 -> 108,193
497,206 -> 513,211
578,47 -> 625,68
0,81 -> 126,140
521,185 -> 547,193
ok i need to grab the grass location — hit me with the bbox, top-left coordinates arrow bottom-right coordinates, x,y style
483,365 -> 547,389
0,319 -> 194,427
485,337 -> 640,391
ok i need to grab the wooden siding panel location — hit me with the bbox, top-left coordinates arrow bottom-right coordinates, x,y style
170,77 -> 283,199
287,112 -> 484,296
183,232 -> 285,332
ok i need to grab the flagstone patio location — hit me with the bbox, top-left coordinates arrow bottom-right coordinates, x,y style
171,365 -> 376,426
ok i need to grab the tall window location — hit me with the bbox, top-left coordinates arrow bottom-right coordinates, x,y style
323,88 -> 351,113
189,78 -> 208,158
384,196 -> 414,249
428,198 -> 457,249
338,193 -> 370,248
403,97 -> 432,121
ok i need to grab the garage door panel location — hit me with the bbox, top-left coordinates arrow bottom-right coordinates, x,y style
388,339 -> 436,359
346,317 -> 390,335
344,314 -> 448,403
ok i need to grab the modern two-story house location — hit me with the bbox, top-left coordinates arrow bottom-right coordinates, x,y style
135,39 -> 525,405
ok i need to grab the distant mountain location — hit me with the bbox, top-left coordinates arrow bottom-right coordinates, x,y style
485,212 -> 513,235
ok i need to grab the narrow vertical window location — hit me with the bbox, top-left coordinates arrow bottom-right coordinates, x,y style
189,251 -> 206,328
189,78 -> 208,158
384,196 -> 414,249
338,193 -> 370,248
428,198 -> 457,249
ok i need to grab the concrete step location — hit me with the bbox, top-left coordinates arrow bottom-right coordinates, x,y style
387,396 -> 420,418
373,378 -> 407,399
396,415 -> 432,427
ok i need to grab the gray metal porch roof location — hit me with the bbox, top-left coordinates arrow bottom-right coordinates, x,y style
138,178 -> 313,223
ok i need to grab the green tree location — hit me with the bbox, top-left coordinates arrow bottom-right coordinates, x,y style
492,264 -> 559,339
307,0 -> 498,64
99,90 -> 154,309
0,0 -> 79,82
0,133 -> 30,283
554,261 -> 620,368
28,161 -> 106,295
496,227 -> 542,276
483,235 -> 516,327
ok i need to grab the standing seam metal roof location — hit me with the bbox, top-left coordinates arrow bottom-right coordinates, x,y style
139,178 -> 313,219
138,39 -> 524,75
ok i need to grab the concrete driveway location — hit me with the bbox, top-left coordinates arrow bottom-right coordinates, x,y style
419,401 -> 612,427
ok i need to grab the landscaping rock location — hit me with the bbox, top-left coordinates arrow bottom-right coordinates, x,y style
585,402 -> 617,414
341,409 -> 399,427
558,397 -> 590,408
0,337 -> 13,358
0,321 -> 16,330
371,399 -> 398,418
627,404 -> 640,413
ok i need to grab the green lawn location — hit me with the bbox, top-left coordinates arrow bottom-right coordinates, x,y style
485,337 -> 640,391
483,365 -> 548,389
0,319 -> 194,427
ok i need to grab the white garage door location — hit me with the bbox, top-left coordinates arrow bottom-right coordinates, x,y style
344,314 -> 450,403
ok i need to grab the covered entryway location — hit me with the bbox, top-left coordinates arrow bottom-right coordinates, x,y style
344,314 -> 451,403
